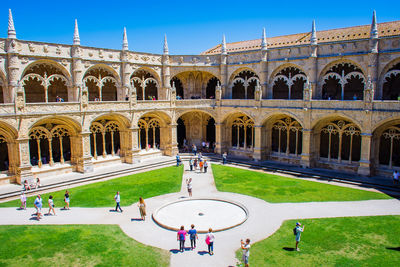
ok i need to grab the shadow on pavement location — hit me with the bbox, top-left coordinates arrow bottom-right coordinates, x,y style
197,250 -> 209,255
130,218 -> 143,221
169,249 -> 180,254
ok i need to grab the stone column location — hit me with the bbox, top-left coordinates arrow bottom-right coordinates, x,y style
358,133 -> 372,176
75,132 -> 93,173
253,125 -> 263,161
16,138 -> 33,184
162,55 -> 171,100
220,54 -> 228,98
6,39 -> 19,103
71,46 -> 83,102
124,127 -> 141,164
260,50 -> 269,99
300,129 -> 313,168
214,123 -> 222,154
162,123 -> 178,156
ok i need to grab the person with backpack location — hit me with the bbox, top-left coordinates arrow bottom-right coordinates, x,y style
294,222 -> 305,251
188,224 -> 198,250
177,226 -> 187,252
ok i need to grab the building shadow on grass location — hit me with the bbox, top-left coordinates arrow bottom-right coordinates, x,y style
197,250 -> 210,255
282,247 -> 295,251
386,247 -> 400,251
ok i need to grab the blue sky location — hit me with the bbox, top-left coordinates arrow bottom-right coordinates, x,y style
2,0 -> 399,54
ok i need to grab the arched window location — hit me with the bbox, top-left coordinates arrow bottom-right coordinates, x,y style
0,82 -> 4,103
272,67 -> 307,99
138,118 -> 161,150
321,63 -> 365,100
206,77 -> 220,99
231,115 -> 254,149
382,63 -> 400,100
319,120 -> 361,163
271,117 -> 303,156
83,68 -> 118,101
90,120 -> 121,159
131,70 -> 158,100
232,70 -> 259,99
0,134 -> 9,171
379,125 -> 400,168
22,64 -> 69,103
171,77 -> 184,99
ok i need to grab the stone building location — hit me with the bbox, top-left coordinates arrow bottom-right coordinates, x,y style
0,10 -> 399,184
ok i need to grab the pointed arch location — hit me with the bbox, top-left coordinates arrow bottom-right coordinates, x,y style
83,65 -> 120,101
131,69 -> 159,100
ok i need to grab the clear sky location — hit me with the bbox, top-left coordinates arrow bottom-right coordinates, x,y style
2,0 -> 399,55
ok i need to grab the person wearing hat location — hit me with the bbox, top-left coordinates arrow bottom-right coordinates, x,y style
295,222 -> 305,251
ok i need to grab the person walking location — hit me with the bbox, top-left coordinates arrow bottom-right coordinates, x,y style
20,192 -> 26,210
34,194 -> 43,220
194,159 -> 198,171
204,160 -> 208,173
199,160 -> 204,172
63,190 -> 70,210
188,224 -> 198,250
192,144 -> 197,155
114,191 -> 123,212
138,197 -> 146,221
222,152 -> 227,164
177,226 -> 187,252
294,222 -> 305,251
47,195 -> 56,215
206,228 -> 215,255
186,178 -> 193,197
176,153 -> 181,167
189,157 -> 194,171
393,170 -> 399,185
241,238 -> 251,267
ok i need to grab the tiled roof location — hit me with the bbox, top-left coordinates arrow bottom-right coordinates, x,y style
201,21 -> 400,55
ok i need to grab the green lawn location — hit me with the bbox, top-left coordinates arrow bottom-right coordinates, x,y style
237,216 -> 400,267
0,166 -> 183,208
0,224 -> 169,267
212,165 -> 392,202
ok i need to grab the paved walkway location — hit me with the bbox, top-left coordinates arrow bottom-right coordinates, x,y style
0,161 -> 400,267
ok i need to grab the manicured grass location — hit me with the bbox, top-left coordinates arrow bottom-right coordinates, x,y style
0,224 -> 169,267
212,165 -> 392,202
237,216 -> 400,267
0,166 -> 183,208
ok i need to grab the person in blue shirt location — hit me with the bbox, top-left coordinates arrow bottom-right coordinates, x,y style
295,222 -> 305,251
188,224 -> 198,250
34,194 -> 43,220
176,154 -> 181,166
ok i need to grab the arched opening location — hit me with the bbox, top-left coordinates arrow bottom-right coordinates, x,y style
206,77 -> 220,99
131,70 -> 158,100
138,117 -> 161,150
378,125 -> 400,168
321,63 -> 365,100
172,71 -> 218,99
230,115 -> 254,150
231,70 -> 259,99
382,63 -> 400,100
90,120 -> 121,159
272,67 -> 306,99
177,118 -> 186,150
0,84 -> 4,103
271,116 -> 303,156
84,68 -> 118,101
22,63 -> 69,103
171,77 -> 184,99
0,134 -> 9,172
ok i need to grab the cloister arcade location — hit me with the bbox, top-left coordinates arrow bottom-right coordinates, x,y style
131,69 -> 159,100
84,67 -> 118,101
231,70 -> 259,99
272,67 -> 307,100
171,71 -> 220,99
90,120 -> 121,159
382,62 -> 400,100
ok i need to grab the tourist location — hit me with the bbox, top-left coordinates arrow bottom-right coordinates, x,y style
198,152 -> 202,161
177,226 -> 187,252
202,141 -> 206,149
294,222 -> 305,251
194,159 -> 198,170
189,157 -> 194,171
125,94 -> 129,101
33,176 -> 41,189
222,152 -> 227,164
138,197 -> 146,221
23,180 -> 31,191
393,170 -> 399,185
114,191 -> 123,212
241,239 -> 251,267
176,153 -> 181,166
204,160 -> 208,173
192,144 -> 197,155
206,228 -> 215,255
63,190 -> 70,210
186,178 -> 193,197
353,94 -> 358,100
47,195 -> 56,215
20,192 -> 26,210
188,224 -> 198,250
34,194 -> 42,220
199,160 -> 204,172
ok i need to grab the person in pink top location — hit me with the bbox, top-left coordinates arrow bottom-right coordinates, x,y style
177,225 -> 187,252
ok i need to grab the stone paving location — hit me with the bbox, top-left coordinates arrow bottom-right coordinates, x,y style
0,161 -> 400,267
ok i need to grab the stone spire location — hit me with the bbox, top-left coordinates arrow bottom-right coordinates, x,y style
221,34 -> 227,54
122,27 -> 128,51
261,28 -> 267,50
163,34 -> 169,55
8,9 -> 16,39
370,10 -> 378,39
73,19 -> 80,45
310,20 -> 317,45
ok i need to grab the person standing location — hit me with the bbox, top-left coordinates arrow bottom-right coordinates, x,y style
241,239 -> 251,267
294,222 -> 305,251
138,197 -> 146,221
192,144 -> 197,156
199,160 -> 204,173
176,153 -> 181,167
204,160 -> 208,173
393,170 -> 399,185
177,226 -> 187,252
63,190 -> 70,210
194,159 -> 198,171
20,192 -> 26,210
206,228 -> 215,255
186,178 -> 193,197
34,194 -> 43,220
114,191 -> 123,212
188,224 -> 198,250
47,195 -> 56,215
222,152 -> 227,164
189,157 -> 194,171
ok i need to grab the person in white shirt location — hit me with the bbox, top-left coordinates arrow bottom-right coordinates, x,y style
241,238 -> 251,267
206,228 -> 215,255
47,195 -> 56,215
114,191 -> 123,212
186,178 -> 193,197
20,192 -> 26,210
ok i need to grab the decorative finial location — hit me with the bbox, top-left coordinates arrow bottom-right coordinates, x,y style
8,9 -> 16,39
163,34 -> 169,55
73,19 -> 80,45
221,34 -> 227,54
371,10 -> 378,39
122,27 -> 128,51
261,28 -> 267,50
311,20 -> 317,45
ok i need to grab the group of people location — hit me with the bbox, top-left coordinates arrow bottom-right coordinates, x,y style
28,190 -> 70,220
23,176 -> 41,191
177,225 -> 215,255
55,95 -> 65,102
188,155 -> 208,173
114,192 -> 147,221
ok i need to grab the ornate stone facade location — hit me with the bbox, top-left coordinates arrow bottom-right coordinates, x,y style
0,10 -> 399,184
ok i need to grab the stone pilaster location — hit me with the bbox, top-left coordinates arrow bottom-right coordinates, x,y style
124,127 -> 141,164
300,129 -> 313,168
16,138 -> 33,184
162,54 -> 171,100
358,133 -> 373,176
253,125 -> 263,161
71,45 -> 83,102
6,39 -> 19,103
220,54 -> 228,98
75,132 -> 93,173
214,123 -> 222,154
